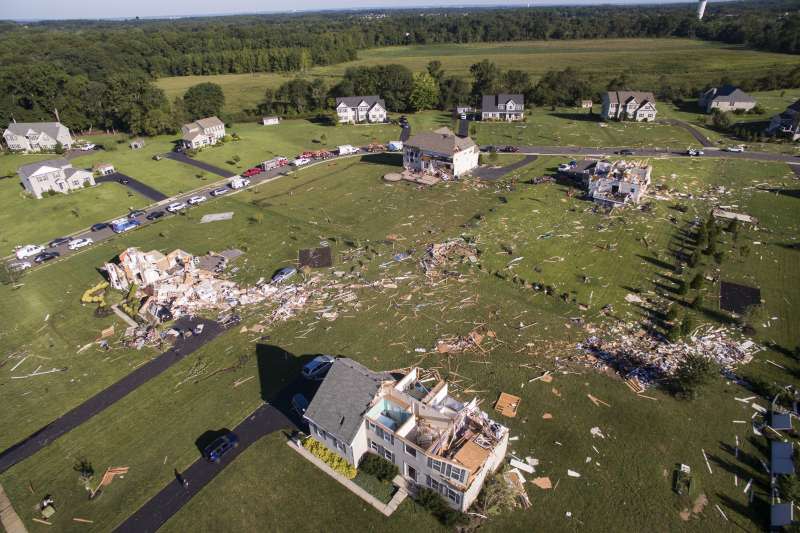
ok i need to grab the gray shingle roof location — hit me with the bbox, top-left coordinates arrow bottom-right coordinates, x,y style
605,91 -> 657,107
703,85 -> 755,104
17,158 -> 70,179
335,96 -> 385,110
406,127 -> 476,155
303,358 -> 389,444
5,122 -> 66,140
481,94 -> 524,113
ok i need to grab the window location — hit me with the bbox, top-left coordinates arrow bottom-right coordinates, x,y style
446,487 -> 461,505
370,440 -> 381,453
337,440 -> 347,452
426,475 -> 439,491
367,421 -> 376,431
404,443 -> 416,458
449,467 -> 466,484
382,432 -> 394,445
384,450 -> 395,463
427,458 -> 442,472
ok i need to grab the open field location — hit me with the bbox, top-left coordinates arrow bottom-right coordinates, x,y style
1,153 -> 798,532
156,39 -> 800,115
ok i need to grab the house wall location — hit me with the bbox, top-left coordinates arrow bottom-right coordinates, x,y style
708,100 -> 756,113
453,147 -> 479,177
462,432 -> 509,510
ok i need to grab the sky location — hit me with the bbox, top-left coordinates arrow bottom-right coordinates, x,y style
0,0 -> 701,22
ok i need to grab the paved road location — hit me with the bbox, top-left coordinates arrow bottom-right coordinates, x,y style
659,119 -> 714,148
475,155 -> 538,180
165,153 -> 233,178
114,403 -> 294,533
96,172 -> 168,202
0,317 -> 224,475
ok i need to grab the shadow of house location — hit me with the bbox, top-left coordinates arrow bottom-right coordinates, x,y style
716,492 -> 770,530
255,344 -> 322,430
360,153 -> 402,166
637,254 -> 677,272
550,112 -> 600,122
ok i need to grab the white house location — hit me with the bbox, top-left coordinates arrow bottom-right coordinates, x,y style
766,100 -> 800,141
335,96 -> 387,124
181,116 -> 226,149
18,159 -> 95,199
3,122 -> 74,152
601,91 -> 658,122
93,163 -> 115,176
403,127 -> 479,179
304,360 -> 509,512
699,85 -> 756,113
480,94 -> 525,121
261,116 -> 280,126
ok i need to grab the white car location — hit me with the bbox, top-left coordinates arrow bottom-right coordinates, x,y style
558,163 -> 571,172
725,146 -> 745,153
15,244 -> 44,259
68,237 -> 93,250
80,143 -> 96,151
166,202 -> 187,213
188,195 -> 206,205
210,188 -> 228,197
229,177 -> 250,190
9,261 -> 32,271
292,157 -> 311,167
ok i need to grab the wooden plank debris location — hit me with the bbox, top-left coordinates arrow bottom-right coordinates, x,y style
494,392 -> 521,418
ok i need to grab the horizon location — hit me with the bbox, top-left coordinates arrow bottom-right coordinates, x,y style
0,0 -> 707,23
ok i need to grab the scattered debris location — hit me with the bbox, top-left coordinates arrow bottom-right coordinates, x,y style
567,469 -> 581,478
531,477 -> 552,489
587,394 -> 610,407
503,469 -> 531,509
590,427 -> 606,439
299,247 -> 333,268
494,392 -> 521,418
200,212 -> 234,223
510,459 -> 534,474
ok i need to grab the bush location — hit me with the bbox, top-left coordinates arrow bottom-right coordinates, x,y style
690,274 -> 703,290
302,437 -> 356,479
674,353 -> 718,399
358,452 -> 399,481
417,488 -> 466,526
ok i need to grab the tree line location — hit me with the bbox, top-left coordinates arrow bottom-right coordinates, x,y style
1,1 -> 798,133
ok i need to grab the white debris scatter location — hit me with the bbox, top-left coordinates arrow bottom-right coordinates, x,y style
590,427 -> 606,439
567,469 -> 581,478
577,323 -> 761,388
200,212 -> 234,223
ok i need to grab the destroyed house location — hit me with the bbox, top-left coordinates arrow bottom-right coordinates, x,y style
304,361 -> 509,512
586,160 -> 652,207
403,127 -> 479,179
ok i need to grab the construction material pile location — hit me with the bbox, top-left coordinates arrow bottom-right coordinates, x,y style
577,323 -> 761,388
419,238 -> 478,277
436,329 -> 487,354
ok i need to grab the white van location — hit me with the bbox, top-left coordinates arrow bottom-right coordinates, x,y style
338,145 -> 359,156
229,176 -> 250,189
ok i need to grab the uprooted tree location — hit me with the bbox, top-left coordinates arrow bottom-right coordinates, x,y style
673,353 -> 719,399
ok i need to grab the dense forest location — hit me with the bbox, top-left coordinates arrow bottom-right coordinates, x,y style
1,1 -> 798,134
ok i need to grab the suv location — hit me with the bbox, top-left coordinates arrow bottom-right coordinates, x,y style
48,237 -> 70,248
210,188 -> 228,197
203,432 -> 239,463
166,202 -> 187,213
146,210 -> 166,221
15,244 -> 44,259
302,355 -> 335,380
291,393 -> 310,416
68,237 -> 93,250
187,195 -> 206,205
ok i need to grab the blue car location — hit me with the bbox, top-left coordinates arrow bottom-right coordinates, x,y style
291,393 -> 310,416
203,432 -> 240,463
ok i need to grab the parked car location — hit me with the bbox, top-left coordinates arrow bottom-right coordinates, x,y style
272,267 -> 297,283
34,251 -> 60,264
187,195 -> 206,205
686,149 -> 705,156
78,143 -> 96,151
557,163 -> 572,172
262,157 -> 289,171
291,393 -> 310,416
68,237 -> 93,251
242,167 -> 263,177
725,145 -> 745,152
499,145 -> 520,153
617,149 -> 636,156
128,210 -> 146,218
110,218 -> 140,234
166,202 -> 187,213
48,237 -> 70,248
301,355 -> 335,381
146,211 -> 166,221
291,157 -> 311,167
118,177 -> 130,184
210,188 -> 228,197
90,223 -> 108,232
9,261 -> 32,271
203,432 -> 240,463
15,244 -> 44,260
229,176 -> 250,189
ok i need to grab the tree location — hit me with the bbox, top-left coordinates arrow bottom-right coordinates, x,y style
183,82 -> 225,120
470,60 -> 500,102
427,60 -> 443,81
502,69 -> 532,94
710,109 -> 732,131
476,472 -> 517,516
674,353 -> 718,399
409,72 -> 440,111
690,273 -> 703,289
439,76 -> 471,110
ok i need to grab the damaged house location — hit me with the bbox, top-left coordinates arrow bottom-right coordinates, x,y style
104,247 -> 237,323
304,360 -> 508,512
403,127 -> 479,180
561,159 -> 651,207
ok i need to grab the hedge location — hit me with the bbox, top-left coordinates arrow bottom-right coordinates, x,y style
302,437 -> 357,479
358,452 -> 399,481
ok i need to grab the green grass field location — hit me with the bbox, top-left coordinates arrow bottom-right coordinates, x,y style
0,153 -> 797,532
155,39 -> 800,115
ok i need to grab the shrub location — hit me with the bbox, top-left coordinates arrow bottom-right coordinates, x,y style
302,437 -> 356,479
674,353 -> 718,399
690,274 -> 703,290
416,488 -> 465,526
358,452 -> 399,481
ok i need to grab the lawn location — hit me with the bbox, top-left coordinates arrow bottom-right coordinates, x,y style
0,178 -> 148,250
0,154 -> 798,532
155,39 -> 800,116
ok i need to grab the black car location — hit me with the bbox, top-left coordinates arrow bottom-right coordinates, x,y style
90,223 -> 108,232
129,210 -> 146,218
118,177 -> 130,184
203,432 -> 239,463
34,251 -> 60,263
146,210 -> 166,221
48,237 -> 70,248
617,149 -> 636,156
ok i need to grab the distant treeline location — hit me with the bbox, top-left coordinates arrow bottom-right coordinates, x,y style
1,1 -> 799,134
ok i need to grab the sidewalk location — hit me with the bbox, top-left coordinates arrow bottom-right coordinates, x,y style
286,439 -> 408,517
0,484 -> 27,533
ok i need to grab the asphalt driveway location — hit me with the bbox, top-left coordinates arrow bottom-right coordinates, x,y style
165,153 -> 233,178
475,155 -> 538,180
0,317 -> 224,475
96,172 -> 168,201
